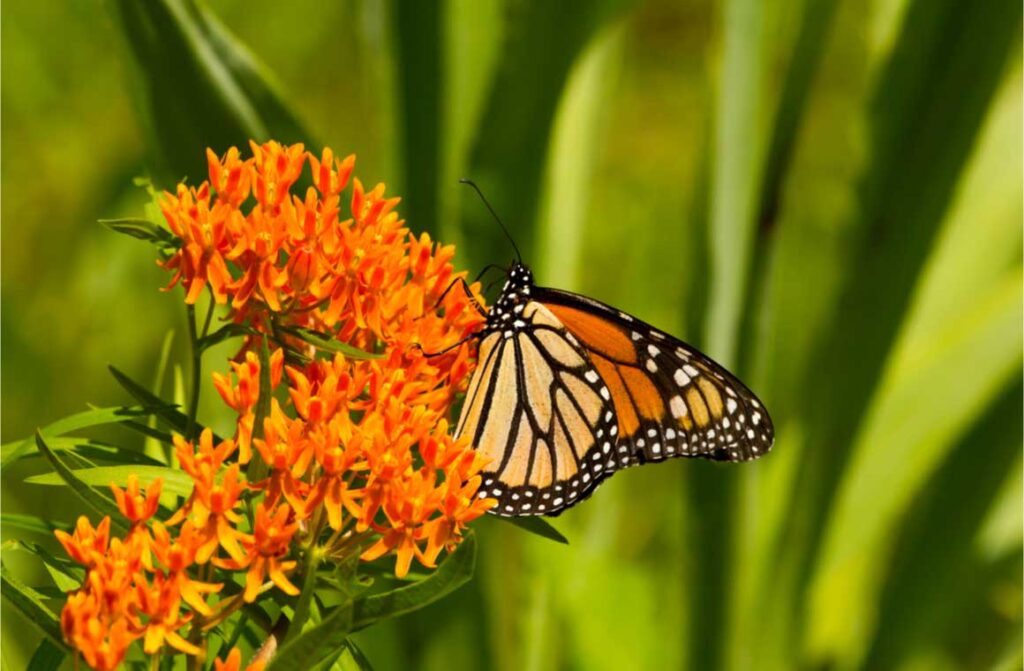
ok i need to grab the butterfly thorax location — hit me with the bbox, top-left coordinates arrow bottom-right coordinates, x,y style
484,263 -> 535,336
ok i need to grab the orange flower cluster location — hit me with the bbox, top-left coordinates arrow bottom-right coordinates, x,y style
57,477 -> 220,669
57,142 -> 494,669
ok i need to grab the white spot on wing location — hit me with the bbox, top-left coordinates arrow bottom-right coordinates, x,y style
670,396 -> 688,418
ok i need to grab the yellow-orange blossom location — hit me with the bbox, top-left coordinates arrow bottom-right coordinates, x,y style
57,142 -> 494,670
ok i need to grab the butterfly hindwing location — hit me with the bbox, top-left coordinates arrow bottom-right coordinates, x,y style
537,287 -> 774,464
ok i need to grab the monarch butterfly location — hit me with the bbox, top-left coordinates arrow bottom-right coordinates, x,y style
446,183 -> 774,517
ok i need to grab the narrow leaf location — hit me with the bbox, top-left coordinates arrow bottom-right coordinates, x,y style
3,436 -> 163,468
330,640 -> 375,671
0,514 -> 71,537
265,601 -> 354,671
196,323 -> 255,352
495,516 -> 569,545
26,639 -> 65,671
1,406 -> 163,466
278,327 -> 382,360
351,533 -> 476,630
27,465 -> 194,499
108,365 -> 222,441
100,217 -> 178,249
0,564 -> 68,651
283,548 -> 323,645
34,432 -> 127,533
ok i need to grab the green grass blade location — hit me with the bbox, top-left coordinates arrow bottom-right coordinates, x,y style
536,23 -> 624,289
704,0 -> 768,367
391,2 -> 442,239
773,0 -> 1020,660
440,0 -> 503,250
756,0 -> 840,230
862,383 -> 1023,670
461,0 -> 632,268
112,0 -> 314,184
806,270 -> 1022,664
805,62 -> 1022,663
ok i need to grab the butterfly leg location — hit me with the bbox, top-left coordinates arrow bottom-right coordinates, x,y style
434,276 -> 488,317
414,331 -> 483,358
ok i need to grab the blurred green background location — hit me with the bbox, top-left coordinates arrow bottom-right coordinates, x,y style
2,0 -> 1021,669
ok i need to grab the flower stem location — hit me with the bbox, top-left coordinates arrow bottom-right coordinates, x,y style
185,304 -> 201,440
184,295 -> 216,441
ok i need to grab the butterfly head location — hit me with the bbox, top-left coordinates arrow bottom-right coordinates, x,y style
487,263 -> 535,332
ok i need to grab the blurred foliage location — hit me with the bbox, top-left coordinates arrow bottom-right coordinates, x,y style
2,0 -> 1020,669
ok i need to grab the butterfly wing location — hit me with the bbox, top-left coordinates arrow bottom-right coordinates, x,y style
536,287 -> 774,464
454,301 -> 626,516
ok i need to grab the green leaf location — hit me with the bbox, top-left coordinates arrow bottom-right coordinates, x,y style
351,533 -> 476,631
1,405 -> 162,466
196,322 -> 255,352
278,327 -> 383,360
0,514 -> 71,538
4,541 -> 85,593
0,564 -> 68,651
3,436 -> 163,469
27,464 -> 195,499
328,639 -> 374,671
122,420 -> 177,447
26,639 -> 65,671
33,432 -> 127,533
495,516 -> 569,545
112,0 -> 314,185
100,217 -> 178,250
265,601 -> 354,671
108,365 -> 223,442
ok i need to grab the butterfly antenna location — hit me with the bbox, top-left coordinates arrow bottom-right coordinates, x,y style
459,178 -> 523,264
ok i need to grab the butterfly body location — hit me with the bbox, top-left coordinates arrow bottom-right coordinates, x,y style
454,262 -> 773,517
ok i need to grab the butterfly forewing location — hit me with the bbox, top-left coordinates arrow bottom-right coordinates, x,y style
454,301 -> 622,516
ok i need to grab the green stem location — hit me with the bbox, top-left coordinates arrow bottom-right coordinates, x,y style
185,303 -> 201,440
284,544 -> 323,645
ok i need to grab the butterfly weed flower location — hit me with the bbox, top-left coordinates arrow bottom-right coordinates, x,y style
55,141 -> 495,669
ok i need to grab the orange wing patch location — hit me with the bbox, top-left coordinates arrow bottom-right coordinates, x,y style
545,303 -> 637,364
619,366 -> 665,421
591,354 -> 640,437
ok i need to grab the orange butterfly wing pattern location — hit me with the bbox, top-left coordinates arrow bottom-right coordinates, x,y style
453,264 -> 774,517
539,288 -> 774,463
